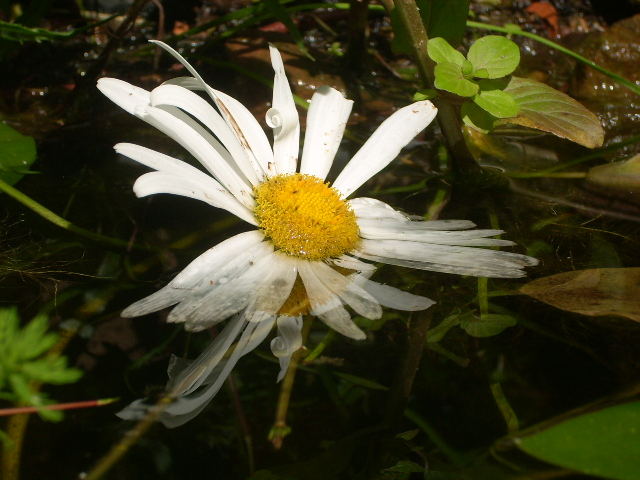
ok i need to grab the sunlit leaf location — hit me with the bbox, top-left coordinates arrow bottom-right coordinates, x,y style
460,313 -> 517,337
427,37 -> 466,66
473,89 -> 519,118
520,268 -> 640,321
0,122 -> 37,186
467,35 -> 520,79
515,401 -> 640,480
434,62 -> 479,97
502,76 -> 604,148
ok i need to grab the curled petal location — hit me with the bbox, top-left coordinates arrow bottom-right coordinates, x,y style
270,316 -> 303,381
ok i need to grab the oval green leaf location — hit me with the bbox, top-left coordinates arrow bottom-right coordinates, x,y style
0,122 -> 37,186
473,89 -> 519,118
460,313 -> 517,338
520,268 -> 640,322
467,35 -> 520,79
502,76 -> 604,148
434,62 -> 479,97
427,37 -> 466,66
515,401 -> 640,480
586,154 -> 640,199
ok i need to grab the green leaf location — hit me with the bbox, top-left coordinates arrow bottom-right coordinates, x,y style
461,101 -> 497,133
419,0 -> 470,47
0,122 -> 37,186
502,76 -> 604,148
467,35 -> 520,79
460,313 -> 517,337
413,89 -> 437,101
383,460 -> 424,474
427,37 -> 466,66
520,268 -> 640,322
586,153 -> 640,196
473,89 -> 519,118
22,358 -> 82,384
434,62 -> 479,97
515,401 -> 640,480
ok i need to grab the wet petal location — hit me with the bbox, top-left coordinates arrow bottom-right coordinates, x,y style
121,231 -> 266,317
298,261 -> 366,340
266,45 -> 300,175
270,315 -> 303,381
352,274 -> 435,311
300,86 -> 353,180
333,101 -> 438,198
151,84 -> 261,185
355,238 -> 538,278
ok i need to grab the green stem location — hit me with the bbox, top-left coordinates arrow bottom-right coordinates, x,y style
0,177 -> 138,251
268,317 -> 313,449
392,0 -> 479,174
467,20 -> 640,97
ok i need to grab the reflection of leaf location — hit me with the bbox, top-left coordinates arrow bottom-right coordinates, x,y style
502,76 -> 604,148
0,122 -> 37,186
586,154 -> 640,198
520,268 -> 640,321
460,313 -> 517,337
515,401 -> 640,480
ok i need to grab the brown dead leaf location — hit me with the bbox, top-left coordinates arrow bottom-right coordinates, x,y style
520,268 -> 640,322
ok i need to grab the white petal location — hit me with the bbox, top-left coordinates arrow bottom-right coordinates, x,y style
330,255 -> 377,275
132,171 -> 256,225
352,274 -> 435,311
157,313 -> 277,427
270,315 -> 303,382
214,89 -> 274,177
333,101 -> 438,198
97,77 -> 150,114
349,197 -> 411,222
312,262 -> 382,320
300,86 -> 353,180
298,261 -> 366,340
121,231 -> 264,317
358,220 -> 515,247
355,239 -> 538,278
167,243 -> 275,330
150,40 -> 272,180
246,254 -> 297,315
150,84 -> 261,185
318,305 -> 366,340
266,45 -> 300,175
139,105 -> 255,209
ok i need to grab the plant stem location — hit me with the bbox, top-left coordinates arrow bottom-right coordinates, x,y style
0,177 -> 138,251
384,309 -> 432,428
269,317 -> 313,449
466,20 -> 640,97
392,0 -> 479,175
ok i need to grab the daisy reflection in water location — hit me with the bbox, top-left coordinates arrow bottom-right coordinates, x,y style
97,41 -> 537,427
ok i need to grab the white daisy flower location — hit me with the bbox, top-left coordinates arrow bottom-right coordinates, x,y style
97,41 -> 537,427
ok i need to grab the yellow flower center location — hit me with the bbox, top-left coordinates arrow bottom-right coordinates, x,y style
253,173 -> 360,260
